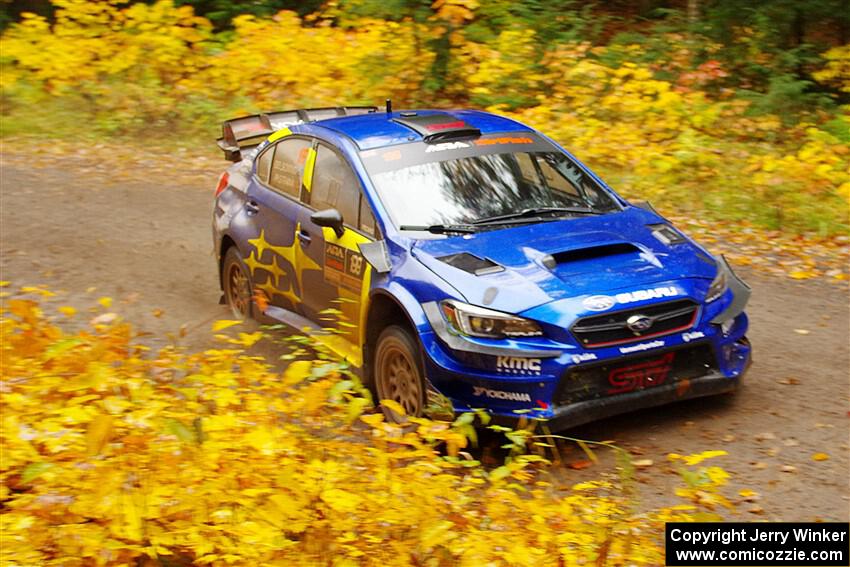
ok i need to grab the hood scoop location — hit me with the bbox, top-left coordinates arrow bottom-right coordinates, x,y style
437,253 -> 504,276
543,242 -> 653,280
546,243 -> 641,267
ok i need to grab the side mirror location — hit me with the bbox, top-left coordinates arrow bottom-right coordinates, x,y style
311,208 -> 345,238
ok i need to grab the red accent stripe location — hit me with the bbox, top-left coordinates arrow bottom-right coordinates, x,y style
580,310 -> 699,348
214,171 -> 229,197
424,121 -> 467,131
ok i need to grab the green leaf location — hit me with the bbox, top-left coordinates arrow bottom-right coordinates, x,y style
167,419 -> 197,445
490,465 -> 512,481
453,411 -> 475,426
21,462 -> 54,484
44,338 -> 83,360
329,380 -> 354,399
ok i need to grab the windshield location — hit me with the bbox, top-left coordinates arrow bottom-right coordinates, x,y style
360,133 -> 620,230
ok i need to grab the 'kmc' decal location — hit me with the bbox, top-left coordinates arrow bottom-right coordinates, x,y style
495,356 -> 542,375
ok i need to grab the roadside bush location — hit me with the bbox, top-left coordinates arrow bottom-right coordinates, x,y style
0,290 -> 734,565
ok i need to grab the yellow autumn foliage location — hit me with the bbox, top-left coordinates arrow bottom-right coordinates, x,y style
1,292 -> 732,566
813,45 -> 850,94
0,0 -> 848,234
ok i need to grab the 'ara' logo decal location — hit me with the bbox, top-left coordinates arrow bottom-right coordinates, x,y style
324,243 -> 366,292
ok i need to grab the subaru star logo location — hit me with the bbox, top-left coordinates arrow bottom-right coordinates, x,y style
626,314 -> 654,334
582,295 -> 615,311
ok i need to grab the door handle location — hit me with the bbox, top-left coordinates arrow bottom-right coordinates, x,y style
297,229 -> 312,246
245,200 -> 260,215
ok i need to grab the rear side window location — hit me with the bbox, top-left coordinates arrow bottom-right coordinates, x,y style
269,138 -> 312,198
309,144 -> 360,227
256,146 -> 273,183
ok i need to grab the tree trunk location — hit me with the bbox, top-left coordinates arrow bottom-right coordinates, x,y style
687,0 -> 700,23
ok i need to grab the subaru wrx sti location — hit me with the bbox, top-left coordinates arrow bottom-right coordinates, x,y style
212,105 -> 751,428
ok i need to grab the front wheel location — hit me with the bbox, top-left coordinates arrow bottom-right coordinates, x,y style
373,325 -> 425,422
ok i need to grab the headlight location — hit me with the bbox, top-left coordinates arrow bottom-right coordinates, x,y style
706,260 -> 729,302
440,300 -> 543,339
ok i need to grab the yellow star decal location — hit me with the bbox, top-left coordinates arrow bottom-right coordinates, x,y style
253,276 -> 278,301
248,230 -> 274,260
244,250 -> 265,274
245,225 -> 322,305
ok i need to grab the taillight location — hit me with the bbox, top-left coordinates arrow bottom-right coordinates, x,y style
215,172 -> 230,197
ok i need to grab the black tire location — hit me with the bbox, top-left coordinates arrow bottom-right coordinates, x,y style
222,246 -> 254,320
373,325 -> 426,422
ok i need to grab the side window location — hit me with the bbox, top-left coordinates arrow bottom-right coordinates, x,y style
535,155 -> 581,197
269,138 -> 312,198
359,194 -> 377,237
310,144 -> 360,226
256,145 -> 274,183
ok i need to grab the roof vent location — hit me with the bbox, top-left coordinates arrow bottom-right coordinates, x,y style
392,113 -> 481,143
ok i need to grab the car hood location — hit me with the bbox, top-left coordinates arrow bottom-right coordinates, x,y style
410,208 -> 717,314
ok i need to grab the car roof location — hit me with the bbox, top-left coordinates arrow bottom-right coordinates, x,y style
309,109 -> 533,151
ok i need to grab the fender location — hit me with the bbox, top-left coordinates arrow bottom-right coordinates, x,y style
371,282 -> 431,334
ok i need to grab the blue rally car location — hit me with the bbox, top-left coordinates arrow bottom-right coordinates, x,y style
212,104 -> 752,429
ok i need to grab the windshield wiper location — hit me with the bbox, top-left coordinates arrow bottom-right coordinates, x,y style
471,206 -> 602,225
399,224 -> 479,235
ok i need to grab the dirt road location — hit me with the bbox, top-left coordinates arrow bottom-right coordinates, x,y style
1,153 -> 848,521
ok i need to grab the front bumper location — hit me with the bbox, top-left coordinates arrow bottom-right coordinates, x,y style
419,299 -> 752,430
543,366 -> 742,431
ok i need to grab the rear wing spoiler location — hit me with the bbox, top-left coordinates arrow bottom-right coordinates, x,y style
216,106 -> 379,161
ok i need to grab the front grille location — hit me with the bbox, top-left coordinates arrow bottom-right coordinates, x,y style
571,299 -> 698,348
556,343 -> 717,406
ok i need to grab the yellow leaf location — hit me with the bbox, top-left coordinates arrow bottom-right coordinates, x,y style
320,488 -> 362,513
236,331 -> 263,348
789,270 -> 814,280
86,414 -> 114,456
683,450 -> 728,465
283,360 -> 313,385
59,306 -> 77,317
245,426 -> 276,455
811,452 -> 830,461
22,286 -> 55,297
98,296 -> 113,308
381,399 -> 407,417
211,319 -> 242,332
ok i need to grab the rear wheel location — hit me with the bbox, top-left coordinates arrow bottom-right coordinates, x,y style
374,325 -> 425,422
222,247 -> 253,320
